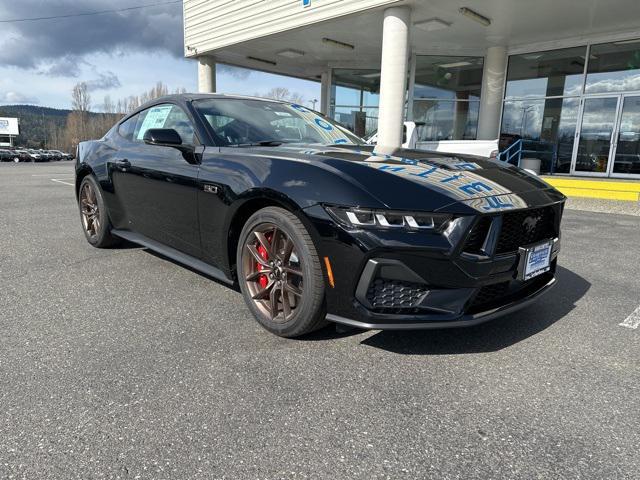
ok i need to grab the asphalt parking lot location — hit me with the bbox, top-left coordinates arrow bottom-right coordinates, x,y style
1,162 -> 639,479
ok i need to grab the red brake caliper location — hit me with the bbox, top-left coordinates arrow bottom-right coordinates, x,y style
256,232 -> 272,289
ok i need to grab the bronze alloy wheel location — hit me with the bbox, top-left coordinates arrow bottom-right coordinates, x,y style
242,223 -> 304,323
80,181 -> 101,239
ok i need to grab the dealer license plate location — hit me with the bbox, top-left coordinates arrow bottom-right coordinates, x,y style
518,240 -> 552,281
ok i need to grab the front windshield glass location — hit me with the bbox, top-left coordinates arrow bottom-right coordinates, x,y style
193,98 -> 364,147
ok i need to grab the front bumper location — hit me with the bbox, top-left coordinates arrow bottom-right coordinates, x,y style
327,274 -> 556,330
303,198 -> 564,330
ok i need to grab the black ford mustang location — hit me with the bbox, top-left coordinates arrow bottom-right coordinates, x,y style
75,94 -> 565,338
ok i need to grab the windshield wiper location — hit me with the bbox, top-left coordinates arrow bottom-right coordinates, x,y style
229,140 -> 285,147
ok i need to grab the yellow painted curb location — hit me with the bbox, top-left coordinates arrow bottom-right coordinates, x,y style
541,177 -> 640,202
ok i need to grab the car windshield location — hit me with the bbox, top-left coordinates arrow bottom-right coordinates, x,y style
193,98 -> 363,147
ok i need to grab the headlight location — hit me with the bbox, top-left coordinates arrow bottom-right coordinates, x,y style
324,205 -> 452,232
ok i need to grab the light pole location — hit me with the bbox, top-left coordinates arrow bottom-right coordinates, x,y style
309,99 -> 318,110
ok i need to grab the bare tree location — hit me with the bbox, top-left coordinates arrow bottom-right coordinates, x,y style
261,87 -> 305,104
71,82 -> 91,113
61,82 -> 189,153
102,95 -> 115,114
67,82 -> 92,148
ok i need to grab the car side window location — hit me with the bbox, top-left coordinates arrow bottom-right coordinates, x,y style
163,106 -> 197,145
134,104 -> 196,145
118,113 -> 140,141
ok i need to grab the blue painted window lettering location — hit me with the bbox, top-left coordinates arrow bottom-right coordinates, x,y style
302,0 -> 311,6
379,165 -> 406,173
483,196 -> 514,211
452,162 -> 479,170
410,166 -> 437,178
440,174 -> 464,183
459,181 -> 493,195
334,139 -> 348,144
290,104 -> 308,112
314,118 -> 333,131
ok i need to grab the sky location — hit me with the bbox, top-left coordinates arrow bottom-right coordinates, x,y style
0,0 -> 321,110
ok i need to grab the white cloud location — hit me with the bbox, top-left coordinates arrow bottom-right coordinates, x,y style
0,91 -> 40,104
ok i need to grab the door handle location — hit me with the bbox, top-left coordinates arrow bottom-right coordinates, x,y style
115,159 -> 131,170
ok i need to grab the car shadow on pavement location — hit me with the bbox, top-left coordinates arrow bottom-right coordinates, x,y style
358,266 -> 590,355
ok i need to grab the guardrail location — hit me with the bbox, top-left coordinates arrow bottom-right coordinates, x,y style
497,139 -> 523,166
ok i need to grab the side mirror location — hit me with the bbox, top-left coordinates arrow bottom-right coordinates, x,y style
143,128 -> 183,147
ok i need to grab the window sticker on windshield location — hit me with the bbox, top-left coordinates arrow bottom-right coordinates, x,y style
274,111 -> 292,117
137,105 -> 173,140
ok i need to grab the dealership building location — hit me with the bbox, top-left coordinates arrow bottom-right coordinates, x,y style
183,0 -> 640,179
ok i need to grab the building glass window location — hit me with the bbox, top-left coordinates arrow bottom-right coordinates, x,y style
412,55 -> 483,141
330,69 -> 380,137
505,47 -> 586,99
585,39 -> 640,94
501,98 -> 579,174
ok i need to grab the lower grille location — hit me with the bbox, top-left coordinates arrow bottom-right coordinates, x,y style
467,271 -> 554,313
471,281 -> 509,308
366,278 -> 429,312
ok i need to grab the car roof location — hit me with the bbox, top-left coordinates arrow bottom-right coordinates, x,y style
120,93 -> 296,130
151,93 -> 288,104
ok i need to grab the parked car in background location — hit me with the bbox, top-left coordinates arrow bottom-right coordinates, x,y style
50,149 -> 73,161
27,149 -> 44,162
39,150 -> 55,161
23,150 -> 38,161
47,150 -> 62,161
12,149 -> 32,162
0,149 -> 20,162
14,148 -> 34,162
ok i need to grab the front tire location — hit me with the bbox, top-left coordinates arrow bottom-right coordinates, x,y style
78,176 -> 119,248
237,207 -> 327,338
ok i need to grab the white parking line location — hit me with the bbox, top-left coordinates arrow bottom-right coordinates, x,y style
620,305 -> 640,330
51,178 -> 74,186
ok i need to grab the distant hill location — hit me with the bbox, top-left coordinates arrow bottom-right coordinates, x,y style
0,104 -> 72,118
0,104 -> 72,149
0,104 -> 115,149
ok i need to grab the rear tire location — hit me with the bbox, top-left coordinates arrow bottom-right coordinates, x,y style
78,175 -> 119,248
237,207 -> 328,338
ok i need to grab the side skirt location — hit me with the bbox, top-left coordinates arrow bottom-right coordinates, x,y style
111,229 -> 235,286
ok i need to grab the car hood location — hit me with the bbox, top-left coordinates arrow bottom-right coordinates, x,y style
240,144 -> 563,213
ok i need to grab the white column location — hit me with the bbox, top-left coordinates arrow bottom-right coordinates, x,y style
198,56 -> 216,93
375,6 -> 411,153
320,69 -> 332,115
477,46 -> 507,140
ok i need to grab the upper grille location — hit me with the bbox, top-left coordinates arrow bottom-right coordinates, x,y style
495,206 -> 556,254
